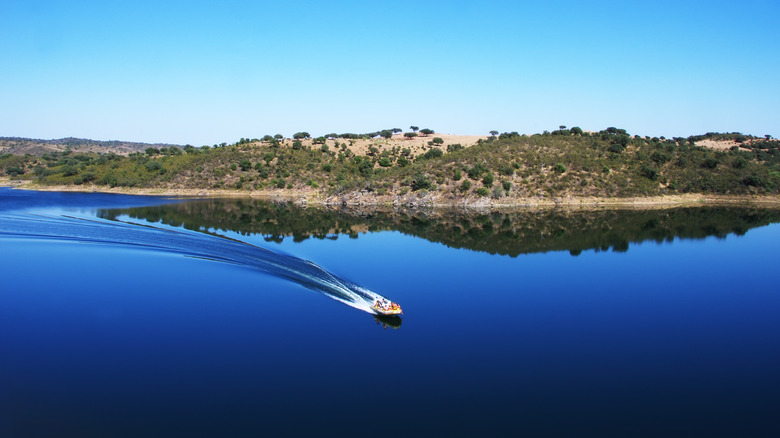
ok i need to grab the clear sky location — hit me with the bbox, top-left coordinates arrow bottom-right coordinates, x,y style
1,0 -> 778,145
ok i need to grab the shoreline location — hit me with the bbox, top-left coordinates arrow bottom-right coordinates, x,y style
4,178 -> 780,209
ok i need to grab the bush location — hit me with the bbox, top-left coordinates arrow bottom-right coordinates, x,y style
492,185 -> 505,198
5,166 -> 24,176
482,172 -> 494,186
640,165 -> 659,181
554,163 -> 566,173
144,160 -> 163,172
411,173 -> 431,191
468,163 -> 487,180
475,187 -> 489,197
422,148 -> 443,159
502,180 -> 512,192
702,157 -> 719,169
239,159 -> 252,171
453,169 -> 462,181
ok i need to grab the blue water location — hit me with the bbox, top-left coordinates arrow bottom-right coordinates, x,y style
1,188 -> 779,437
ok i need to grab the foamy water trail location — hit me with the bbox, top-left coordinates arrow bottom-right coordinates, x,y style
0,210 -> 390,315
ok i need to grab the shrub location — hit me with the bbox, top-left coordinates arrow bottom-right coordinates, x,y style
61,165 -> 79,176
459,180 -> 471,192
5,166 -> 24,176
411,173 -> 431,191
453,169 -> 462,181
482,172 -> 494,186
502,180 -> 512,192
702,157 -> 719,169
609,143 -> 625,154
422,148 -> 443,160
475,187 -> 490,197
554,163 -> 566,173
640,165 -> 659,181
491,185 -> 505,198
239,159 -> 252,171
468,163 -> 487,180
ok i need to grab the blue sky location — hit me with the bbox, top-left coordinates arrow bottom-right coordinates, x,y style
1,0 -> 778,145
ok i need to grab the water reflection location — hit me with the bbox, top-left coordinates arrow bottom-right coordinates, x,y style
374,314 -> 402,330
99,199 -> 780,256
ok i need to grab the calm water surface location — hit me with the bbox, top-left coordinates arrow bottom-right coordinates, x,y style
1,188 -> 779,437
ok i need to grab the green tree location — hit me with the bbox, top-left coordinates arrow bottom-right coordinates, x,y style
411,172 -> 431,191
404,132 -> 418,139
490,130 -> 498,136
409,126 -> 419,132
419,128 -> 434,136
293,132 -> 310,140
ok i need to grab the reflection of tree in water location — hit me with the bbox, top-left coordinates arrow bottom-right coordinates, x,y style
98,199 -> 780,257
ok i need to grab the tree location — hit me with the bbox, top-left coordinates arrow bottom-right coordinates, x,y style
559,125 -> 567,130
404,132 -> 418,139
431,137 -> 444,145
410,126 -> 419,132
380,130 -> 393,139
293,132 -> 310,140
392,128 -> 402,134
570,126 -> 583,136
419,128 -> 434,136
482,172 -> 494,187
489,130 -> 498,136
274,134 -> 284,140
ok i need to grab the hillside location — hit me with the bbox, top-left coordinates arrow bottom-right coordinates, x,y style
0,137 -> 183,156
2,128 -> 779,205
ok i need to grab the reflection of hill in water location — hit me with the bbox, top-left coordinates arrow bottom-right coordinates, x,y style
98,199 -> 780,257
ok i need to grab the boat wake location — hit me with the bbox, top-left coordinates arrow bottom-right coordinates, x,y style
0,209 -> 394,316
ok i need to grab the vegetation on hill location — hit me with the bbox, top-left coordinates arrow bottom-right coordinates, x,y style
2,128 -> 779,201
0,137 -> 183,156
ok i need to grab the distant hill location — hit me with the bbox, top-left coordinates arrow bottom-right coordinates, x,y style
0,137 -> 183,156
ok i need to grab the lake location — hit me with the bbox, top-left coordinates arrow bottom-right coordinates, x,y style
1,187 -> 779,437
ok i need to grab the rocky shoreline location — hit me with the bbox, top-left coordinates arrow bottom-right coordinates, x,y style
4,178 -> 780,209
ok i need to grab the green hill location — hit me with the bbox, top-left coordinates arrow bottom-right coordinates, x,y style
2,128 -> 779,202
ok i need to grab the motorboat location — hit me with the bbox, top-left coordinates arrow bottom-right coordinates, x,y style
371,298 -> 402,315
